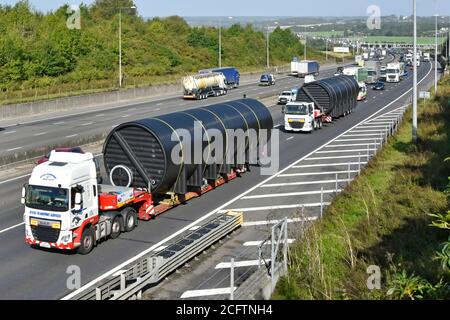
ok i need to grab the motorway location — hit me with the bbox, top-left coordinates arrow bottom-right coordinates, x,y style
0,65 -> 342,158
0,58 -> 434,300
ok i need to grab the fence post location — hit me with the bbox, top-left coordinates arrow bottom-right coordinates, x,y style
320,187 -> 323,218
230,258 -> 234,300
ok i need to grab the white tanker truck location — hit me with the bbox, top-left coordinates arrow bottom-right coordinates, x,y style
182,72 -> 227,100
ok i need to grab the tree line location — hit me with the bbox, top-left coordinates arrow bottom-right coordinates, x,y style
0,0 -> 305,91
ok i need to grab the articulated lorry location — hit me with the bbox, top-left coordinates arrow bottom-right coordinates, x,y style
386,62 -> 404,83
182,72 -> 227,99
199,67 -> 240,89
365,60 -> 381,84
290,60 -> 320,78
283,75 -> 359,133
22,99 -> 273,254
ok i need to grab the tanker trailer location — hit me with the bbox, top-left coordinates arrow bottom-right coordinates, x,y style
182,72 -> 227,100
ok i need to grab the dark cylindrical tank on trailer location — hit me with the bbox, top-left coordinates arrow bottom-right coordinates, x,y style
296,75 -> 359,117
102,98 -> 273,195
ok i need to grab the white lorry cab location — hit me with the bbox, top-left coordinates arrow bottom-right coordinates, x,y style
386,63 -> 401,83
357,82 -> 368,101
282,102 -> 324,133
22,151 -> 153,254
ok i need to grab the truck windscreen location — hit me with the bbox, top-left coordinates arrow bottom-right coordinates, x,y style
26,185 -> 69,212
286,105 -> 309,115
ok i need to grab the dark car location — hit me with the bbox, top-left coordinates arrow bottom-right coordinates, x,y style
259,73 -> 275,86
37,146 -> 85,164
372,81 -> 385,90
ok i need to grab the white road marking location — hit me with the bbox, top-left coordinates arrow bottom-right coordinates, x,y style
292,162 -> 367,168
0,173 -> 32,185
286,136 -> 294,141
343,133 -> 381,137
155,108 -> 161,111
3,130 -> 16,135
242,217 -> 318,227
306,155 -> 364,160
112,270 -> 127,277
334,138 -> 380,142
81,122 -> 93,126
189,226 -> 201,231
278,170 -> 360,178
61,64 -> 431,299
215,259 -> 269,269
243,189 -> 342,199
326,143 -> 380,148
349,129 -> 389,133
66,134 -> 78,138
0,222 -> 24,235
156,102 -> 163,106
262,179 -> 350,187
121,114 -> 130,118
34,132 -> 46,136
316,149 -> 376,154
53,121 -> 65,125
219,203 -> 331,213
6,147 -> 22,152
95,114 -> 104,117
180,287 -> 236,299
243,239 -> 295,246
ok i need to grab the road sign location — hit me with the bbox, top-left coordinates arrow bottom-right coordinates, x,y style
333,47 -> 350,53
419,91 -> 430,99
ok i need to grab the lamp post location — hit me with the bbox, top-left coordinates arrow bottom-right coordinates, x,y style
412,0 -> 418,143
219,16 -> 233,68
325,38 -> 328,62
435,13 -> 438,93
118,5 -> 136,88
266,22 -> 278,69
304,25 -> 307,60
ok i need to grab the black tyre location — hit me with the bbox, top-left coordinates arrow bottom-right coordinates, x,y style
124,208 -> 137,232
110,216 -> 123,239
78,226 -> 95,255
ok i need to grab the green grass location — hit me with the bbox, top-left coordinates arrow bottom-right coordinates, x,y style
359,36 -> 447,45
274,76 -> 450,300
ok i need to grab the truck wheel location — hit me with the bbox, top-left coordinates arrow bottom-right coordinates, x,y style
124,208 -> 137,232
78,226 -> 95,255
110,216 -> 123,239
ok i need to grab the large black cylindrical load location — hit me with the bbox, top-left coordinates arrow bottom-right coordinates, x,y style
296,75 -> 359,117
103,98 -> 273,195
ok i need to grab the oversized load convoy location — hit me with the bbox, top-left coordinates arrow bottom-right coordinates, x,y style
283,75 -> 359,132
22,99 -> 273,254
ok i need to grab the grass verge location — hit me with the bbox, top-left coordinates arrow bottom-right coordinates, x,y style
274,76 -> 450,300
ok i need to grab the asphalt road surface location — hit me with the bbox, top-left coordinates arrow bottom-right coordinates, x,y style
1,58 -> 434,300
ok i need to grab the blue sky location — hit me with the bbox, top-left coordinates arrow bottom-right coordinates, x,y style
0,0 -> 449,17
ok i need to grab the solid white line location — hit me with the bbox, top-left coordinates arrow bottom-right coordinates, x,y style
349,129 -> 389,133
153,245 -> 168,252
316,149 -> 376,154
61,65 -> 432,300
219,203 -> 331,213
243,239 -> 295,246
180,287 -> 236,299
343,133 -> 381,137
326,143 -> 380,148
6,147 -> 22,152
292,162 -> 367,168
242,217 -> 318,226
0,222 -> 24,235
278,171 -> 359,178
262,180 -> 349,188
215,259 -> 269,269
34,132 -> 46,136
334,138 -> 380,142
242,189 -> 342,199
307,155 -> 363,160
66,134 -> 78,138
0,173 -> 32,185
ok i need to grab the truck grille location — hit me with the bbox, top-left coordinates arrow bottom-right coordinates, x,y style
31,225 -> 60,243
289,122 -> 305,129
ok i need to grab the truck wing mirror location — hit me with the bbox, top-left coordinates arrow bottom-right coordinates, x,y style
21,184 -> 27,205
74,192 -> 82,211
281,106 -> 285,114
